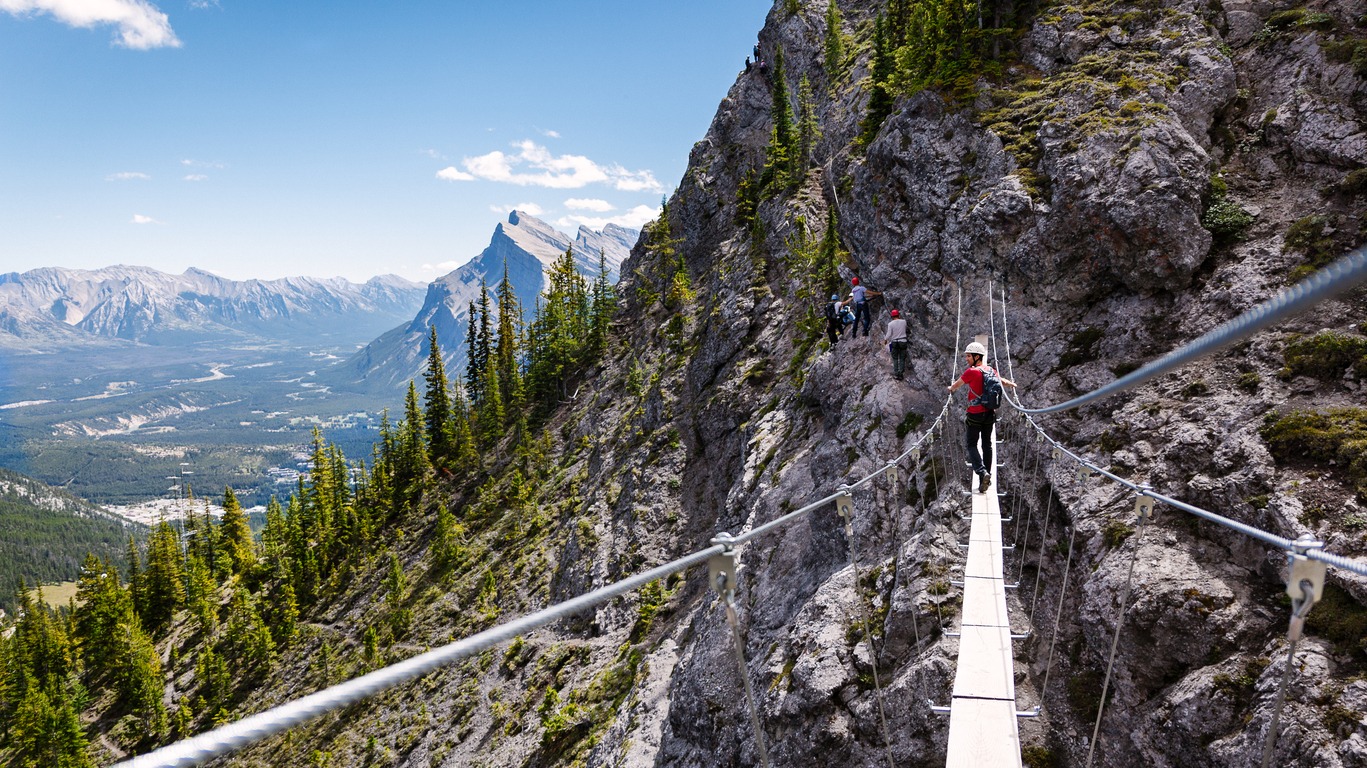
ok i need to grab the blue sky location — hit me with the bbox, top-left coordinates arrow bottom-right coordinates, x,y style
0,0 -> 772,283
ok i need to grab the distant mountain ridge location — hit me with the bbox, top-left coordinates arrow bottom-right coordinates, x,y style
0,265 -> 426,349
342,211 -> 638,391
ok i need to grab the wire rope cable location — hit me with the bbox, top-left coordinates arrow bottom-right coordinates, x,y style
724,594 -> 773,768
1010,246 -> 1367,415
1084,518 -> 1149,768
1038,525 -> 1079,715
841,489 -> 898,768
1259,580 -> 1318,768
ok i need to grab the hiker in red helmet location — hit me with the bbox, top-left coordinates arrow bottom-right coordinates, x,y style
846,276 -> 881,338
883,308 -> 908,380
948,341 -> 1017,493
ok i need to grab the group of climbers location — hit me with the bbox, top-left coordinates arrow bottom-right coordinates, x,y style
826,276 -> 1018,494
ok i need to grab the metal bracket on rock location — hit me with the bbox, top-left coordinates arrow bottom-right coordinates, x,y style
1134,493 -> 1156,523
885,462 -> 899,489
709,533 -> 739,601
1285,535 -> 1327,640
1052,447 -> 1062,460
835,488 -> 854,537
911,447 -> 921,465
1077,466 -> 1095,483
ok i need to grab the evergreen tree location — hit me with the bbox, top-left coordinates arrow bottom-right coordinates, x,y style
384,553 -> 411,637
588,249 -> 616,356
431,506 -> 465,574
859,14 -> 895,146
115,619 -> 166,724
183,551 -> 218,636
823,0 -> 847,86
464,300 -> 483,409
11,680 -> 93,768
267,581 -> 299,645
393,382 -> 432,510
72,555 -> 130,680
817,205 -> 846,295
422,324 -> 456,465
762,46 -> 798,191
796,74 -> 822,171
219,487 -> 255,576
140,520 -> 185,633
124,536 -> 142,619
477,346 -> 504,447
525,246 -> 594,413
194,646 -> 230,711
494,260 -> 525,420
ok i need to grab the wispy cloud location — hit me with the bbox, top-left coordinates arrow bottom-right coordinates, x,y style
420,148 -> 446,161
183,174 -> 207,182
557,204 -> 658,232
0,0 -> 181,49
130,214 -> 162,224
436,167 -> 475,181
437,140 -> 663,192
539,128 -> 561,139
181,158 -> 225,169
420,260 -> 462,274
106,171 -> 150,181
489,202 -> 544,216
564,198 -> 614,212
187,0 -> 217,9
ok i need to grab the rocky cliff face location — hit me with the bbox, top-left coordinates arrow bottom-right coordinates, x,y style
210,1 -> 1367,767
342,211 -> 636,391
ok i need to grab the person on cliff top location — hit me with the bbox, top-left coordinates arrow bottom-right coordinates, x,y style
846,277 -> 881,338
824,293 -> 847,345
883,309 -> 908,380
947,341 -> 1017,493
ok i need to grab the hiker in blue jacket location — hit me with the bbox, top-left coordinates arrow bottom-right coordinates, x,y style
824,294 -> 847,344
948,341 -> 1017,492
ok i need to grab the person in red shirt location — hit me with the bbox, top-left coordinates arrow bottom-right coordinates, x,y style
947,341 -> 1017,492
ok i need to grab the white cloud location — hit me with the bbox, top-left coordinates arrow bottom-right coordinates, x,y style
444,140 -> 662,193
181,158 -> 225,169
130,214 -> 161,224
606,165 -> 663,193
421,260 -> 462,273
187,0 -> 217,8
489,202 -> 544,216
106,171 -> 149,181
556,204 -> 658,232
0,0 -> 181,49
436,166 -> 475,181
183,174 -> 207,181
420,148 -> 446,161
564,198 -> 614,212
539,128 -> 561,139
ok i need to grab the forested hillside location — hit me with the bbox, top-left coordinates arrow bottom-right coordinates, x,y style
3,0 -> 1366,766
0,469 -> 140,614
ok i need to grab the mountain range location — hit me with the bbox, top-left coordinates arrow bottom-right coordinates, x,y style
342,211 -> 637,391
0,266 -> 427,350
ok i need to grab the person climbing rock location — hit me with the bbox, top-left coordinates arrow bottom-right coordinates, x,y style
947,341 -> 1017,493
884,309 -> 908,380
824,293 -> 847,345
846,277 -> 881,338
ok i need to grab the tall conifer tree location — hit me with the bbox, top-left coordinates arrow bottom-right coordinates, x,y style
423,324 -> 456,464
220,487 -> 255,576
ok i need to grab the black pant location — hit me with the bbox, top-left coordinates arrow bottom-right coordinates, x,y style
966,413 -> 995,475
826,319 -> 842,344
854,301 -> 871,336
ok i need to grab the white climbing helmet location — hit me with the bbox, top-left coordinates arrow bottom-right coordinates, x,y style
965,341 -> 988,356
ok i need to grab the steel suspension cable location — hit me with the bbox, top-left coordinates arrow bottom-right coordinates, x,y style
1010,246 -> 1367,415
1038,524 -> 1079,714
723,593 -> 772,768
838,489 -> 897,768
1084,518 -> 1149,768
1029,478 -> 1060,623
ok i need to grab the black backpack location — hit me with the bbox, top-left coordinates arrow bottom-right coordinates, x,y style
824,300 -> 840,322
971,366 -> 1004,411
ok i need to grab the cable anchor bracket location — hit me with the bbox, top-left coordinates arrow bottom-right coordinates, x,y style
835,488 -> 855,537
709,533 -> 740,602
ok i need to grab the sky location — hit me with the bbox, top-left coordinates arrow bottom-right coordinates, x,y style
0,0 -> 773,284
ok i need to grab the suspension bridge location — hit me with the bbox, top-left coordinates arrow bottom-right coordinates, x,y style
114,247 -> 1367,768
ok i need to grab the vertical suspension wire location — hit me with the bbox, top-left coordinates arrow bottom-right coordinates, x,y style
1038,524 -> 1079,714
1259,581 -> 1318,768
843,492 -> 898,768
1028,479 -> 1060,621
724,595 -> 772,768
1084,519 -> 1150,768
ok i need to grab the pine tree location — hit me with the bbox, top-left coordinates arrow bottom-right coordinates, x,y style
796,74 -> 822,171
494,260 -> 525,419
859,14 -> 895,147
393,382 -> 432,510
588,249 -> 616,356
477,347 -> 504,446
465,300 -> 483,409
220,487 -> 256,576
823,0 -> 847,87
116,619 -> 166,724
423,324 -> 456,465
762,46 -> 798,192
11,680 -> 94,768
140,520 -> 185,633
124,536 -> 142,619
431,506 -> 465,574
384,553 -> 411,637
817,205 -> 846,295
72,555 -> 130,679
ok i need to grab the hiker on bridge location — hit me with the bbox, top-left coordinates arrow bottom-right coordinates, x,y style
948,341 -> 1016,493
